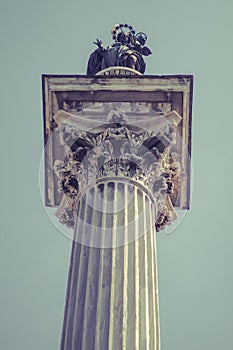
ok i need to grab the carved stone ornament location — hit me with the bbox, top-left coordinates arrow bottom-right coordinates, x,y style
53,107 -> 182,232
42,75 -> 193,210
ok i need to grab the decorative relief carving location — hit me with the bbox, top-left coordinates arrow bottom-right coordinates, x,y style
96,67 -> 140,76
43,75 -> 193,210
63,101 -> 83,113
54,108 -> 181,232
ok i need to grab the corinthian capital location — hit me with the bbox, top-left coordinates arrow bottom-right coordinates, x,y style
53,107 -> 182,232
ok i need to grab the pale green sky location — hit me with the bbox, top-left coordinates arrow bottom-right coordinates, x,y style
1,0 -> 233,349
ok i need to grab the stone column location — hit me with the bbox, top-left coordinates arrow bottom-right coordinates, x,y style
60,179 -> 159,350
54,108 -> 181,350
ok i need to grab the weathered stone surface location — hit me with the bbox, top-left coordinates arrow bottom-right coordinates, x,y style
42,75 -> 193,210
41,71 -> 193,350
60,182 -> 160,350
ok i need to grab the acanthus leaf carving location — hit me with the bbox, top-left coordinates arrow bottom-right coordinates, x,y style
54,109 -> 181,231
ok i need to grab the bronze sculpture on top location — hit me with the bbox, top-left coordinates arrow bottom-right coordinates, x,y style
87,23 -> 152,75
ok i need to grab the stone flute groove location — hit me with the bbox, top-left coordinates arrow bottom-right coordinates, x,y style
60,180 -> 160,350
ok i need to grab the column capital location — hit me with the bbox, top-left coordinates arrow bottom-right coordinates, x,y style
54,107 -> 181,232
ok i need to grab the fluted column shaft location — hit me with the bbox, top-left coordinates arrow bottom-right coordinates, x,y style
60,179 -> 160,350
